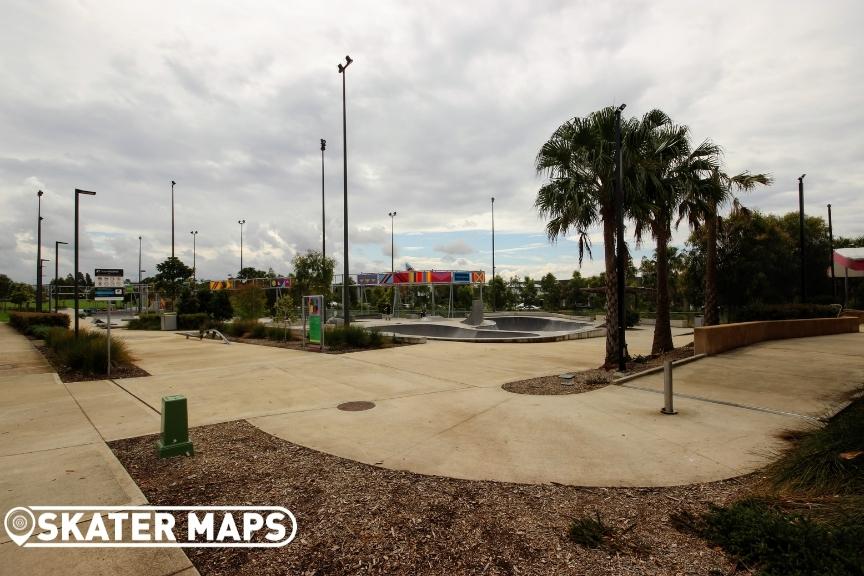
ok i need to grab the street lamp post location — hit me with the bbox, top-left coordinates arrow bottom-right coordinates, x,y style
171,180 -> 176,258
388,211 -> 397,273
190,230 -> 198,283
614,103 -> 627,372
338,55 -> 353,326
321,139 -> 327,261
238,220 -> 246,272
74,188 -> 96,337
798,174 -> 806,302
36,190 -> 44,311
54,241 -> 68,313
138,236 -> 143,313
827,203 -> 835,299
491,197 -> 496,312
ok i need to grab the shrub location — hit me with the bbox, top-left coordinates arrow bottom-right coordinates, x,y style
325,325 -> 383,349
126,313 -> 161,330
568,513 -> 611,548
30,324 -> 54,340
43,327 -> 133,374
225,319 -> 260,338
250,322 -> 268,339
265,326 -> 293,341
9,311 -> 70,335
769,401 -> 864,495
701,498 -> 864,576
625,309 -> 639,327
178,313 -> 209,330
736,303 -> 839,322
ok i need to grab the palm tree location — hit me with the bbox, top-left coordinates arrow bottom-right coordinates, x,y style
632,117 -> 720,353
679,169 -> 772,325
534,107 -> 640,366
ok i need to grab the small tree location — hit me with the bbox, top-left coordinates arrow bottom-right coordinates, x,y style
208,290 -> 234,320
522,276 -> 539,307
488,276 -> 507,310
231,283 -> 266,320
274,293 -> 299,340
292,250 -> 335,301
539,273 -> 561,311
154,257 -> 193,310
10,283 -> 34,310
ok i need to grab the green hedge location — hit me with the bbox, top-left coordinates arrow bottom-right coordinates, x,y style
736,304 -> 839,322
43,327 -> 133,375
9,311 -> 70,335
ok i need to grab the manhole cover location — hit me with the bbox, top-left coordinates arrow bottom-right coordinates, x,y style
337,401 -> 376,412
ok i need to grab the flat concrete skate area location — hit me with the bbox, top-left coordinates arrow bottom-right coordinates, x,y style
0,324 -> 198,576
97,325 -> 864,487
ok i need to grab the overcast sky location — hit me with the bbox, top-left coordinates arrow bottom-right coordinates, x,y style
2,0 -> 862,285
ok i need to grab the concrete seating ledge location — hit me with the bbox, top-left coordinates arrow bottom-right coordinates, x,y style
694,317 -> 860,355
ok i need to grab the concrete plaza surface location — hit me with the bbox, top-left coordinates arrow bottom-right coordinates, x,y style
85,323 -> 863,487
0,323 -> 198,576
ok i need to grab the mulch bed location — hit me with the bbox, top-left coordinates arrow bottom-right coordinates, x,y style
110,420 -> 751,576
34,342 -> 150,383
503,344 -> 695,396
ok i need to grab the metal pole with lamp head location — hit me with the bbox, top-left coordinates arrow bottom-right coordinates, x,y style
338,55 -> 353,326
389,211 -> 397,273
74,188 -> 96,337
321,139 -> 326,261
36,190 -> 44,311
491,196 -> 496,312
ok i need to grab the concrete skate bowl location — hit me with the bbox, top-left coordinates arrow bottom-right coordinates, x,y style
488,316 -> 590,332
374,317 -> 600,343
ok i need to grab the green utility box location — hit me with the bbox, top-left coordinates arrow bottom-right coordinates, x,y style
157,394 -> 194,458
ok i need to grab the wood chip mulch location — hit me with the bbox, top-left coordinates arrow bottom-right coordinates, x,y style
502,344 -> 696,396
110,420 -> 754,576
34,342 -> 150,382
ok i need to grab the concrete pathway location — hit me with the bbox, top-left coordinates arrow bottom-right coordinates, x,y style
97,325 -> 864,487
0,324 -> 198,576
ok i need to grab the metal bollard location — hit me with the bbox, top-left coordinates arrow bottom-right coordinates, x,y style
661,360 -> 677,415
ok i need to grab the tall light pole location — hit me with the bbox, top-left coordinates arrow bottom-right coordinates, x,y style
36,190 -> 44,311
171,180 -> 176,258
238,220 -> 246,273
798,174 -> 806,302
338,54 -> 353,326
54,241 -> 67,313
138,235 -> 143,313
614,103 -> 627,372
491,197 -> 496,312
74,188 -> 96,337
190,231 -> 198,284
388,211 -> 397,273
827,203 -> 835,299
321,138 -> 327,261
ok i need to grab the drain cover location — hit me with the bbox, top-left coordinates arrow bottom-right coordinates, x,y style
559,373 -> 574,380
337,401 -> 376,412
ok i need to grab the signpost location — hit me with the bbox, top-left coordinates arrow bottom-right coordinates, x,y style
302,295 -> 324,351
94,269 -> 124,376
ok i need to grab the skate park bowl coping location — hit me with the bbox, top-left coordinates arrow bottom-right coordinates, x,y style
369,315 -> 603,343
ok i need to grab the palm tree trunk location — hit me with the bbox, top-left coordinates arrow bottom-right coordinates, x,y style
704,203 -> 719,326
603,209 -> 619,367
651,224 -> 674,354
